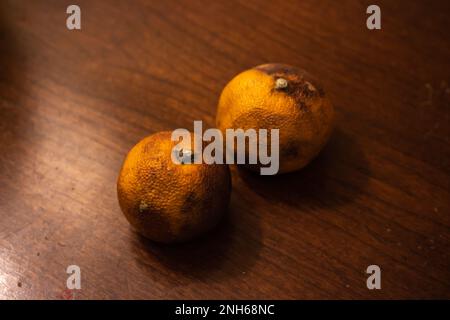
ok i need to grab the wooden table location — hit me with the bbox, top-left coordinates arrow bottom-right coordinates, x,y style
0,0 -> 449,299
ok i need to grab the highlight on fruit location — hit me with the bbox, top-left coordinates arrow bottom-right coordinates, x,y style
171,120 -> 280,176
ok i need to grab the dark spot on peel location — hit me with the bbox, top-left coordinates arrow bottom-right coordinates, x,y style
181,191 -> 198,214
255,63 -> 325,103
316,86 -> 325,96
282,140 -> 302,159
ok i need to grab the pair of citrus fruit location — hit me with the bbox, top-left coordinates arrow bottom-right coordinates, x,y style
117,63 -> 335,243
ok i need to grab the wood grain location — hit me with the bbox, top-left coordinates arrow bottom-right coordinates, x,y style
0,0 -> 449,299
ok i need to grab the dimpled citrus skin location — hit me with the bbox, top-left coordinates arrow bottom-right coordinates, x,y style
216,63 -> 335,173
117,131 -> 231,243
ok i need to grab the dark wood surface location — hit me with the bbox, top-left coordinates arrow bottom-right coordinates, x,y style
0,0 -> 449,299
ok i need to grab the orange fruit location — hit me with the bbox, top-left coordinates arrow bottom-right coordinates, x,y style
117,131 -> 231,243
216,63 -> 335,173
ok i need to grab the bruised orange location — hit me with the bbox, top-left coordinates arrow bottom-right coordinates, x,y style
216,63 -> 335,173
117,131 -> 231,243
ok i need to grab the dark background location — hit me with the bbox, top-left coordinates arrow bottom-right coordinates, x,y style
0,0 -> 449,299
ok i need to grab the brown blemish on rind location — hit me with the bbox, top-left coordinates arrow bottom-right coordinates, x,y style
181,191 -> 198,215
255,63 -> 325,103
282,140 -> 302,159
